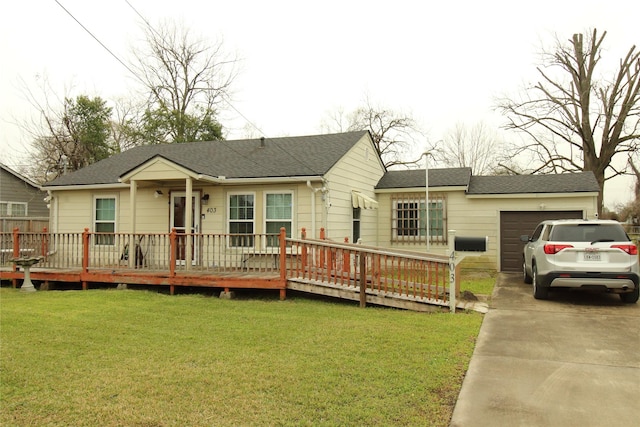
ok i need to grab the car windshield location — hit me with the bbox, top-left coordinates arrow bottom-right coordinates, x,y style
549,224 -> 629,243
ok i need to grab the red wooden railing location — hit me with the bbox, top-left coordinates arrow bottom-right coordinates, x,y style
283,228 -> 451,307
1,228 -> 284,273
2,227 -> 453,309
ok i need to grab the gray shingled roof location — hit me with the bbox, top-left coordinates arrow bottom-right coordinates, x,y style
375,168 -> 472,189
44,131 -> 369,187
467,172 -> 600,194
375,168 -> 600,195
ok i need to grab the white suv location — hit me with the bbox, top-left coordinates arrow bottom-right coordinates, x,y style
521,219 -> 639,303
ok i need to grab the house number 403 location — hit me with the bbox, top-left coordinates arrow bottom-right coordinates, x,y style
206,208 -> 216,213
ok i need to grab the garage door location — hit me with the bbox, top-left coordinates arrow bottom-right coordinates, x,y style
500,211 -> 582,272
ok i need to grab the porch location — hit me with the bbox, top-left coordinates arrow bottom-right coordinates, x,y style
1,228 -> 479,312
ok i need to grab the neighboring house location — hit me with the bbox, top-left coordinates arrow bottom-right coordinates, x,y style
42,131 -> 599,272
0,163 -> 49,232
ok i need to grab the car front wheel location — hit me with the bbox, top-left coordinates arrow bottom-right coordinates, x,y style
532,264 -> 549,300
620,287 -> 639,304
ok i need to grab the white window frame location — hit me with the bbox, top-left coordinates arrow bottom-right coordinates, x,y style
227,192 -> 256,247
93,195 -> 117,246
0,201 -> 28,217
264,191 -> 294,247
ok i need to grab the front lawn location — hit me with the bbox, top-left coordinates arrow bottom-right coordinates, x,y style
0,288 -> 483,426
459,270 -> 497,297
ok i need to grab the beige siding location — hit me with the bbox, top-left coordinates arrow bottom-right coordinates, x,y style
134,191 -> 170,233
292,183 -> 316,239
194,183 -> 312,237
55,190 -> 95,232
375,189 -> 598,269
451,194 -> 596,269
127,159 -> 192,181
53,185 -> 315,236
212,183 -> 327,239
199,187 -> 225,234
222,184 -> 287,234
55,189 -> 131,233
324,134 -> 385,243
376,190 -> 446,251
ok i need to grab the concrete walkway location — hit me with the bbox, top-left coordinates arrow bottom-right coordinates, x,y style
450,273 -> 640,427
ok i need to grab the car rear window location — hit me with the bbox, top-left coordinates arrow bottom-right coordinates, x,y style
549,224 -> 629,242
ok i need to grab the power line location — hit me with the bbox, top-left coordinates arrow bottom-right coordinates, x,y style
123,1 -> 266,139
53,0 -> 145,86
124,0 -> 162,43
54,0 -> 323,176
121,1 -> 319,175
220,94 -> 266,138
123,1 -> 270,140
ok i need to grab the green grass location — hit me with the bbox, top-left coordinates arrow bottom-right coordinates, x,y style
459,271 -> 497,296
0,288 -> 483,426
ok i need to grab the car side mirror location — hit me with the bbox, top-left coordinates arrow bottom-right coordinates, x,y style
519,235 -> 530,243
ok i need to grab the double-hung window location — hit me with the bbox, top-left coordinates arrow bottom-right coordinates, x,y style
265,192 -> 292,247
391,193 -> 447,244
0,201 -> 28,217
228,193 -> 254,247
94,196 -> 116,245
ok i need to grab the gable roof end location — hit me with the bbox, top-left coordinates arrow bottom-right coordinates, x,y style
1,163 -> 41,189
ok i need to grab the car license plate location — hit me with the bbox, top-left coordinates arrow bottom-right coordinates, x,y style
583,253 -> 601,261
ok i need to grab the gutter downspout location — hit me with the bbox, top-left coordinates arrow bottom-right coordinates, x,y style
306,181 -> 327,239
45,190 -> 55,233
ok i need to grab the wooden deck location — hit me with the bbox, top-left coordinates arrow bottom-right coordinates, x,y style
0,267 -> 284,297
1,228 -> 488,312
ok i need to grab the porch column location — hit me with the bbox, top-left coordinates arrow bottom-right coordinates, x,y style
129,179 -> 137,269
185,177 -> 193,271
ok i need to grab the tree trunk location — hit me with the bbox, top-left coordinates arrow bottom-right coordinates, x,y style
592,168 -> 605,217
630,159 -> 640,200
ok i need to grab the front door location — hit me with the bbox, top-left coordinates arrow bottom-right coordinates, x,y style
170,192 -> 201,265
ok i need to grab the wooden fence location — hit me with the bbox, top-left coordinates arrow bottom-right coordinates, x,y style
1,218 -> 49,233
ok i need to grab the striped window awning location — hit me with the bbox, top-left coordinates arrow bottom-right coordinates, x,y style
351,191 -> 378,209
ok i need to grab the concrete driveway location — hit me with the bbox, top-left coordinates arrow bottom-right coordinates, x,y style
450,272 -> 640,427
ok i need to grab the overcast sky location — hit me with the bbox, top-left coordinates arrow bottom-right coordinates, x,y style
1,0 -> 638,209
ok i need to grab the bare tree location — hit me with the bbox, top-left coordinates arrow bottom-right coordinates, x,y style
110,97 -> 145,152
497,29 -> 640,214
130,21 -> 239,143
429,122 -> 507,175
321,97 -> 423,169
320,107 -> 350,133
617,158 -> 640,222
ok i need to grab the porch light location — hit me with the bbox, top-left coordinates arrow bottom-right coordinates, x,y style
154,190 -> 163,198
201,193 -> 210,205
